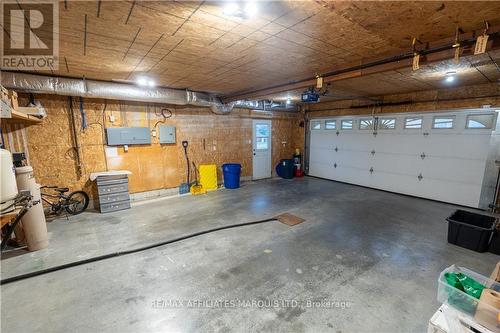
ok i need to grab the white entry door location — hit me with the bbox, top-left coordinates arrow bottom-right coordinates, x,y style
253,119 -> 272,179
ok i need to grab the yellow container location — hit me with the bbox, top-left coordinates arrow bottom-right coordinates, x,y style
199,164 -> 218,190
190,183 -> 206,195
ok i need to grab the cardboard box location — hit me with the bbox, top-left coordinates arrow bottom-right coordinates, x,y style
491,261 -> 500,282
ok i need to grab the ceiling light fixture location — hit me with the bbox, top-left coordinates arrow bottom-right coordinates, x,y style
223,2 -> 258,18
137,78 -> 148,86
244,2 -> 258,17
223,2 -> 239,16
136,77 -> 155,87
286,98 -> 292,105
445,76 -> 455,83
444,71 -> 456,83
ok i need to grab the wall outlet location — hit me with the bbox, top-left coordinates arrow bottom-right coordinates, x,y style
109,114 -> 115,122
124,145 -> 129,152
151,129 -> 157,137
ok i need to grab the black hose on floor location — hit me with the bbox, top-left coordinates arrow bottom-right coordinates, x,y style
1,217 -> 278,286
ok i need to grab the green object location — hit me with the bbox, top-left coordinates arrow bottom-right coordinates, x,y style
456,273 -> 485,299
444,272 -> 485,299
445,272 -> 464,291
444,272 -> 486,315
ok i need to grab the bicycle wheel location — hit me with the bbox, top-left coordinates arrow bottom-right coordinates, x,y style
64,191 -> 89,215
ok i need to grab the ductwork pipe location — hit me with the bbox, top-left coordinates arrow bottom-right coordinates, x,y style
1,71 -> 235,114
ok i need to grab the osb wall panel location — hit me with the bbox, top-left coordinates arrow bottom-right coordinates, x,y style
288,111 -> 306,156
0,121 -> 30,163
22,94 -> 301,198
22,96 -> 108,199
307,83 -> 500,118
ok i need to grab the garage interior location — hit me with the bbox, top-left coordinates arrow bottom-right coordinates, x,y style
1,1 -> 500,332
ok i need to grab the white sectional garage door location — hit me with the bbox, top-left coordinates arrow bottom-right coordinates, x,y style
308,110 -> 499,208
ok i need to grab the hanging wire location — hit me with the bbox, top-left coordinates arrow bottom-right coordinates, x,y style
152,107 -> 173,129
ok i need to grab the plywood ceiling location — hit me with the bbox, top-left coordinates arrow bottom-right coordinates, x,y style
5,0 -> 500,98
263,50 -> 500,102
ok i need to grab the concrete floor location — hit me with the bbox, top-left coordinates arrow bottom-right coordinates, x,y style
1,177 -> 498,332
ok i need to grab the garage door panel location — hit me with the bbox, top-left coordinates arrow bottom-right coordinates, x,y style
309,161 -> 332,179
371,154 -> 423,176
310,132 -> 332,149
421,157 -> 486,184
333,165 -> 374,187
323,130 -> 338,140
310,147 -> 334,165
334,150 -> 371,168
422,135 -> 491,158
370,171 -> 420,196
308,111 -> 497,208
337,134 -> 370,150
417,178 -> 481,207
374,134 -> 426,155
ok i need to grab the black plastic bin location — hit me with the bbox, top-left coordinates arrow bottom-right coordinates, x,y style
489,229 -> 500,255
446,210 -> 497,253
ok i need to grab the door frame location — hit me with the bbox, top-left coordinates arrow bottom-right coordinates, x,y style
252,119 -> 272,180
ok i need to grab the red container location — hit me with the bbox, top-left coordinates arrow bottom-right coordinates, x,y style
294,169 -> 304,177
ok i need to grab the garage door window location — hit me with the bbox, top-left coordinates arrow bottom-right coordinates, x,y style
341,120 -> 353,130
311,120 -> 321,130
466,114 -> 495,129
433,116 -> 455,129
325,120 -> 336,130
404,117 -> 423,129
378,118 -> 396,129
359,119 -> 374,130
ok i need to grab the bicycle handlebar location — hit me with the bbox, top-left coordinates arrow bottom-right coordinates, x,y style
40,185 -> 57,189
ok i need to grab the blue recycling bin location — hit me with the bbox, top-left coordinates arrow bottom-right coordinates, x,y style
222,163 -> 241,189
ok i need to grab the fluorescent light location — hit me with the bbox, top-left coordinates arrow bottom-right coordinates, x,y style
286,98 -> 291,105
223,3 -> 239,16
244,2 -> 258,17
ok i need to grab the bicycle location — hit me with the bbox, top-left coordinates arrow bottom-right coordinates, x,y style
40,186 -> 89,216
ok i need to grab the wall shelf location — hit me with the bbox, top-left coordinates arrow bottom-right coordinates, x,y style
1,101 -> 42,124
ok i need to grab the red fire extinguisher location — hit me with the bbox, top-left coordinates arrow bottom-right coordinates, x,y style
293,148 -> 305,177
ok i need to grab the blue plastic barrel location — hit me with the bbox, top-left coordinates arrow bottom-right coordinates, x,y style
222,163 -> 241,189
276,159 -> 294,179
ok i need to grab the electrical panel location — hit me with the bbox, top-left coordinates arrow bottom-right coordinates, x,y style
159,125 -> 176,144
106,127 -> 151,145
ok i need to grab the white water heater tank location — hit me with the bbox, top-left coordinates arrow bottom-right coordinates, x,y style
0,149 -> 18,212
